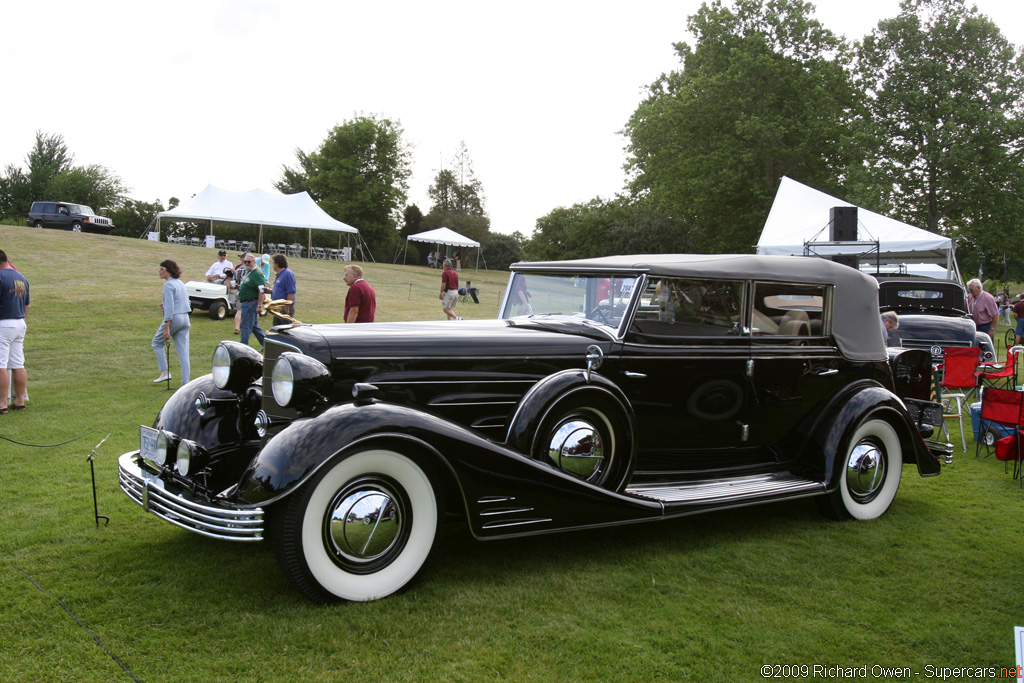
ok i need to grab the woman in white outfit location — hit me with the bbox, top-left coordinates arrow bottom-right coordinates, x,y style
152,259 -> 191,385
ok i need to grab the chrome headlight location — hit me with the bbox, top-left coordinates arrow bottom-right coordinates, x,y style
271,357 -> 295,407
175,440 -> 195,476
211,341 -> 263,391
271,353 -> 331,410
153,431 -> 176,466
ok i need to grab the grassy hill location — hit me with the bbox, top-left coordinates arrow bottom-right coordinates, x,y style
0,223 -> 1021,681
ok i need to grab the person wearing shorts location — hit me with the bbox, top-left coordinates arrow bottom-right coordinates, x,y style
0,249 -> 30,413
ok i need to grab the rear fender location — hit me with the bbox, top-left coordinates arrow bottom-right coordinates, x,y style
806,383 -> 941,486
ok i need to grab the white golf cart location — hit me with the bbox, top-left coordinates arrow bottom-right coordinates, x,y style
186,281 -> 237,320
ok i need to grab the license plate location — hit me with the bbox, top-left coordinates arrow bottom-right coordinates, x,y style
140,425 -> 159,463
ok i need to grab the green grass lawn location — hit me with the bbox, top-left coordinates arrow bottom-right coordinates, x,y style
1,224 -> 1022,682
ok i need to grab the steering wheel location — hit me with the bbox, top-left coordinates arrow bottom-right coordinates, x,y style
589,305 -> 623,326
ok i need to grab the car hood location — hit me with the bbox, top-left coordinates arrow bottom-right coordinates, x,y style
888,313 -> 975,345
270,318 -> 614,361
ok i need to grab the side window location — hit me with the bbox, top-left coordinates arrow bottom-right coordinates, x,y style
751,282 -> 828,338
42,203 -> 55,214
629,278 -> 743,341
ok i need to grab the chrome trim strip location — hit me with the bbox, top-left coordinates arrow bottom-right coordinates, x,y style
480,507 -> 536,516
480,517 -> 554,529
118,452 -> 263,541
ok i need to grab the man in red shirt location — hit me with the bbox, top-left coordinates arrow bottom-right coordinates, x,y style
343,265 -> 376,323
439,258 -> 461,320
1012,294 -> 1024,346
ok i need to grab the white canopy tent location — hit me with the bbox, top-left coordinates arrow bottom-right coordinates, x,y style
157,185 -> 363,258
756,177 -> 959,280
402,227 -> 482,269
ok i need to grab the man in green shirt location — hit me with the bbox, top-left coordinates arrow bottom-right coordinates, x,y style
237,253 -> 266,349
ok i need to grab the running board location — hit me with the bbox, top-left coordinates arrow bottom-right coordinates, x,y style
626,473 -> 824,505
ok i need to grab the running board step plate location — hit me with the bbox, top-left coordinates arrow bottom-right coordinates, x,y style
626,473 -> 824,505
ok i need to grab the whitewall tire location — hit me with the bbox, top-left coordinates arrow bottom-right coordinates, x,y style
271,449 -> 439,603
819,418 -> 902,521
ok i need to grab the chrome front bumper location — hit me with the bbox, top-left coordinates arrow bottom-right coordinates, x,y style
118,451 -> 264,541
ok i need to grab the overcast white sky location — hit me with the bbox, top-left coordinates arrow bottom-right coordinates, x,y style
4,0 -> 1023,236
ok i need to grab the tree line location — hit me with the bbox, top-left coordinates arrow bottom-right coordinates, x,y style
532,0 -> 1024,281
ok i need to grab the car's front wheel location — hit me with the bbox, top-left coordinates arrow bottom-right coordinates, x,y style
271,448 -> 440,603
71,221 -> 83,232
818,418 -> 902,521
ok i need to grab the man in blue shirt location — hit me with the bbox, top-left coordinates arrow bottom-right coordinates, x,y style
0,250 -> 30,413
270,254 -> 297,326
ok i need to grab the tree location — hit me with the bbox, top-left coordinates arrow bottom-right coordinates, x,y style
276,115 -> 412,258
422,142 -> 490,244
0,131 -> 126,222
624,0 -> 857,253
110,198 -> 166,238
531,198 -> 693,261
855,0 -> 1024,276
482,232 -> 526,270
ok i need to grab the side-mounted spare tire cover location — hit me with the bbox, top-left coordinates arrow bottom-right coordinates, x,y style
506,369 -> 636,492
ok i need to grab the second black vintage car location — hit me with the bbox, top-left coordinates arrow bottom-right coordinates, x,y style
878,276 -> 995,362
119,254 -> 950,603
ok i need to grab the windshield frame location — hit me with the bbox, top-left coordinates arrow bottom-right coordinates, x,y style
499,270 -> 645,336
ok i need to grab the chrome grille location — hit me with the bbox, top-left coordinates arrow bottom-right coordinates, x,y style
118,452 -> 263,541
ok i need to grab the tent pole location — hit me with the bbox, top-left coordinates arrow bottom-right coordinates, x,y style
308,228 -> 312,259
403,238 -> 408,265
258,224 -> 263,253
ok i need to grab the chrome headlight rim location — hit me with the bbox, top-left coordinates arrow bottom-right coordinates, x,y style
175,439 -> 196,476
152,430 -> 178,467
271,356 -> 295,407
211,341 -> 264,392
271,352 -> 331,411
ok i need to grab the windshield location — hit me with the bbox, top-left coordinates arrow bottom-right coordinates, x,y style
70,204 -> 96,215
501,272 -> 639,327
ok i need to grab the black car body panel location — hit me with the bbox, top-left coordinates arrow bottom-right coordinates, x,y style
119,254 -> 950,602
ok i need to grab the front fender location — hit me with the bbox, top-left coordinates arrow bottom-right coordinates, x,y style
233,401 -> 662,538
155,375 -> 245,449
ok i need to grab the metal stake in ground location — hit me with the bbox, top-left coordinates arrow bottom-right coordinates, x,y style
88,434 -> 110,527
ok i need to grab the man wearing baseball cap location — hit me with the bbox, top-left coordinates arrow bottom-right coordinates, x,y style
205,250 -> 232,284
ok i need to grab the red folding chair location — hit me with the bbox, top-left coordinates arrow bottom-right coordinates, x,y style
940,346 -> 982,451
975,386 -> 1024,486
978,347 -> 1021,390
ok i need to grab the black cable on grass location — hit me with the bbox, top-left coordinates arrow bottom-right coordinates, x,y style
0,388 -> 172,448
12,564 -> 144,683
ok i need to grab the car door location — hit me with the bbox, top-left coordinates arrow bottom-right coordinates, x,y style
746,281 -> 843,455
51,204 -> 72,230
614,276 -> 754,476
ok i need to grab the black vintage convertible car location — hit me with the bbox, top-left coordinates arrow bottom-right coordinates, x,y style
119,254 -> 951,603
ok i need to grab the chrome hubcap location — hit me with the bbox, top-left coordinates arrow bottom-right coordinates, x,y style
324,480 -> 405,570
548,418 -> 605,482
846,441 -> 886,503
